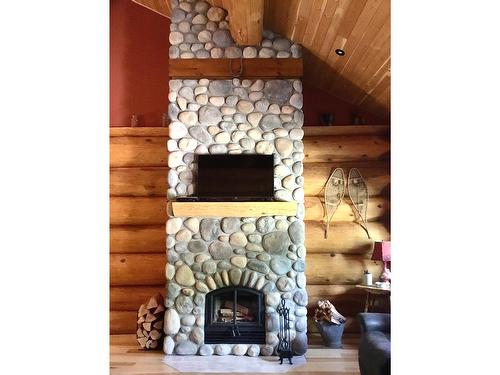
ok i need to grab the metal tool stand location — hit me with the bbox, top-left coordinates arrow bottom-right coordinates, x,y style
277,298 -> 293,364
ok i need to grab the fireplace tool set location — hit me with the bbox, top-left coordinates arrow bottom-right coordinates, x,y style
277,297 -> 293,364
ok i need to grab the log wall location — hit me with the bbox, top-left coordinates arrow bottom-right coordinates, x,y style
109,125 -> 390,334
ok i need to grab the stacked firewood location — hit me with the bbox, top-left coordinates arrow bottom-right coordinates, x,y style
136,293 -> 165,349
313,299 -> 346,325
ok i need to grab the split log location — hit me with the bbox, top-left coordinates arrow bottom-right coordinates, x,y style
304,221 -> 390,254
110,311 -> 137,334
110,136 -> 167,167
110,197 -> 166,225
110,225 -> 165,254
303,135 -> 389,163
136,293 -> 165,350
110,167 -> 167,197
110,127 -> 169,137
303,125 -> 389,137
304,196 -> 390,222
305,253 -> 383,285
110,254 -> 166,286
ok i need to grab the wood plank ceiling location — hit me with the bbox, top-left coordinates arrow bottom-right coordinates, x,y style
132,0 -> 391,122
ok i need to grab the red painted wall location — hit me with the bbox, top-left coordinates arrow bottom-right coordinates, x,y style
110,0 -> 170,127
109,0 -> 383,126
302,81 -> 384,125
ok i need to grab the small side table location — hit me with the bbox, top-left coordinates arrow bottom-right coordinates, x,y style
356,285 -> 391,312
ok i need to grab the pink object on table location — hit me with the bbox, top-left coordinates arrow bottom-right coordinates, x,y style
372,241 -> 391,282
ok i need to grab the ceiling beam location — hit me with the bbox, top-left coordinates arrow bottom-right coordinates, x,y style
209,0 -> 264,46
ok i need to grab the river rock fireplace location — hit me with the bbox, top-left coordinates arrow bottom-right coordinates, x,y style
163,0 -> 307,357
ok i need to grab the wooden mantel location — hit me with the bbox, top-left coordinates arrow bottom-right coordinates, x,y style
169,58 -> 303,79
168,201 -> 297,217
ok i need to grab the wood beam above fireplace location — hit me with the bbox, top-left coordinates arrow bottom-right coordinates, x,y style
168,201 -> 297,217
169,58 -> 303,79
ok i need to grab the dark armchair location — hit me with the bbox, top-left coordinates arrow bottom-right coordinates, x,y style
358,313 -> 391,375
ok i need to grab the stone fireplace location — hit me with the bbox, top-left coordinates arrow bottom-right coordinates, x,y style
164,0 -> 307,357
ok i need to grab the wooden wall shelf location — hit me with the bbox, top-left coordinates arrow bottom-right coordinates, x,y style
169,58 -> 303,79
169,201 -> 297,217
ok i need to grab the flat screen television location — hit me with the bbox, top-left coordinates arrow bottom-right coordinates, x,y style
197,155 -> 274,199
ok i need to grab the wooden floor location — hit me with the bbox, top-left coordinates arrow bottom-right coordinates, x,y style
110,334 -> 361,375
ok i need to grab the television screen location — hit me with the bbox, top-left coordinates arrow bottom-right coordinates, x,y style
197,155 -> 274,198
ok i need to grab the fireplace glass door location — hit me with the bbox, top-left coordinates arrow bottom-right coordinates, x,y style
205,287 -> 265,344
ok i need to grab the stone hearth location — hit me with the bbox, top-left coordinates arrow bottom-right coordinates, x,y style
164,0 -> 307,357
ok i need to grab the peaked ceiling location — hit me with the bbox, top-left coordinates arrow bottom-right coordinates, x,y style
132,0 -> 391,122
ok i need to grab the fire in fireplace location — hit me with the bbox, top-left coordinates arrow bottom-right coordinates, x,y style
204,287 -> 265,344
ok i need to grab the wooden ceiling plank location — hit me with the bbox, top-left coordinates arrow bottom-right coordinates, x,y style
290,0 -> 313,42
326,0 -> 388,92
349,39 -> 390,103
284,0 -> 301,39
131,0 -> 171,18
362,85 -> 390,121
330,2 -> 390,100
349,37 -> 390,104
344,20 -> 390,86
330,0 -> 388,77
305,0 -> 344,86
311,0 -> 368,92
317,0 -> 380,92
317,0 -> 350,60
357,74 -> 390,110
301,0 -> 328,47
363,55 -> 391,93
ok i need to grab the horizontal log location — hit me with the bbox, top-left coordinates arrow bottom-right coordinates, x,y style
110,167 -> 167,197
305,253 -> 383,285
110,309 -> 361,334
111,286 -> 165,310
110,127 -> 168,137
110,252 -> 384,287
110,310 -> 137,334
109,163 -> 389,198
109,195 -> 387,226
304,125 -> 389,136
110,197 -> 166,225
110,136 -> 167,167
303,135 -> 389,163
305,221 -> 390,254
111,285 -> 368,312
110,189 -> 390,225
110,254 -> 166,286
303,161 -> 390,197
110,126 -> 389,137
110,225 -> 165,253
169,58 -> 303,79
109,134 -> 388,168
109,220 -> 389,254
304,196 -> 390,222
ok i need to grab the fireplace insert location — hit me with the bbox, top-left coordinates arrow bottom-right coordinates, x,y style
204,287 -> 265,344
